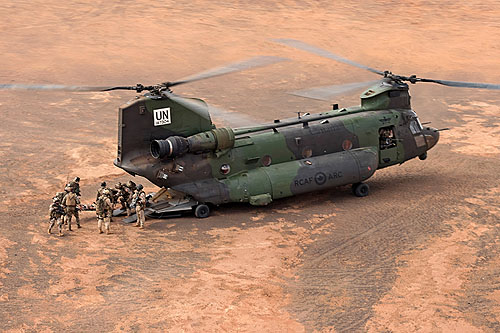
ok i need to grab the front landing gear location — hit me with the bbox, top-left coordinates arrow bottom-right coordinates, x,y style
194,204 -> 210,218
352,182 -> 370,197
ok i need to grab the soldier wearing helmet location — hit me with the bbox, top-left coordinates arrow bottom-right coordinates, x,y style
62,187 -> 81,231
48,197 -> 64,236
96,181 -> 108,201
115,182 -> 132,216
96,189 -> 113,234
132,184 -> 147,229
66,176 -> 81,196
125,180 -> 137,213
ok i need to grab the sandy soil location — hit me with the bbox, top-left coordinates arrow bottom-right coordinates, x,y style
1,0 -> 499,331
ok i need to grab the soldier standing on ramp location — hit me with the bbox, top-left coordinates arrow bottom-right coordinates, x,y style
96,189 -> 113,234
125,180 -> 136,211
133,184 -> 147,229
48,198 -> 64,237
115,182 -> 131,216
62,187 -> 81,231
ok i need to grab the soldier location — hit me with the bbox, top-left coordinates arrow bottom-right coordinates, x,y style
66,177 -> 81,196
125,180 -> 137,213
48,198 -> 64,236
96,181 -> 107,201
115,182 -> 131,216
54,191 -> 65,202
53,191 -> 67,224
132,184 -> 147,229
62,188 -> 81,231
96,189 -> 113,234
126,180 -> 137,193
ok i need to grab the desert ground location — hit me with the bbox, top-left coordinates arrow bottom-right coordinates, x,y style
1,0 -> 499,331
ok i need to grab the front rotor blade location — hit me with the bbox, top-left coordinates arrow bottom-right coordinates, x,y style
0,84 -> 120,92
289,80 -> 381,101
273,38 -> 385,76
168,55 -> 289,87
418,78 -> 500,90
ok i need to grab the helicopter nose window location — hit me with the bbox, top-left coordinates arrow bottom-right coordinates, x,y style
379,126 -> 397,150
409,119 -> 422,134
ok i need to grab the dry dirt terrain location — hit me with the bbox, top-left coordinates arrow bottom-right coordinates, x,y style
1,1 -> 499,331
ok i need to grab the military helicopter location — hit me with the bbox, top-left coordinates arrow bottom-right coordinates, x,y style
2,40 -> 499,219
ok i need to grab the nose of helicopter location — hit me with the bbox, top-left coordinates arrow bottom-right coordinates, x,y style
423,127 -> 440,150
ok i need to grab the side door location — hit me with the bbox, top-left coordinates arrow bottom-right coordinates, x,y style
378,125 -> 401,167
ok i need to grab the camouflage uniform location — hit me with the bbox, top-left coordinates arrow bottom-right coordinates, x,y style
62,190 -> 80,231
96,181 -> 109,201
65,178 -> 81,225
115,182 -> 131,216
133,185 -> 146,228
66,177 -> 81,196
53,192 -> 66,223
125,181 -> 137,210
48,199 -> 64,236
96,190 -> 113,234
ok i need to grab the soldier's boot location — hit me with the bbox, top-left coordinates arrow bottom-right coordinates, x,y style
76,216 -> 81,228
99,230 -> 103,234
134,223 -> 139,227
48,228 -> 51,234
126,208 -> 131,217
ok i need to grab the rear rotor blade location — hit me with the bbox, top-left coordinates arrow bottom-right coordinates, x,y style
168,55 -> 289,88
0,84 -> 123,92
289,80 -> 381,101
273,38 -> 385,76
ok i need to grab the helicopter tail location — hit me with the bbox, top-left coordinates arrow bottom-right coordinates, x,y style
114,92 -> 214,179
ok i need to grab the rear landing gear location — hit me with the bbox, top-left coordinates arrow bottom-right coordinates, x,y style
352,182 -> 369,197
194,204 -> 210,218
419,152 -> 427,160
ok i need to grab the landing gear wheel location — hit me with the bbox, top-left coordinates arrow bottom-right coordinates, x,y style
352,182 -> 370,197
419,152 -> 428,160
194,204 -> 210,218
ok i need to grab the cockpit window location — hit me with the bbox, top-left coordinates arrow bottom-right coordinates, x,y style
409,119 -> 422,135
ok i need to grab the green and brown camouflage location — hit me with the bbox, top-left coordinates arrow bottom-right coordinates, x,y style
114,78 -> 439,206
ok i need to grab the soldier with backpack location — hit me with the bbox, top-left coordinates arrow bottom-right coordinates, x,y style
48,198 -> 65,237
96,189 -> 113,234
62,187 -> 81,231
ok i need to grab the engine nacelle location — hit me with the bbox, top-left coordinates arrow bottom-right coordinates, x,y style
151,127 -> 235,159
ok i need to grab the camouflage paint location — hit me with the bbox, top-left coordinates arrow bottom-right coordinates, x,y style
114,80 -> 440,206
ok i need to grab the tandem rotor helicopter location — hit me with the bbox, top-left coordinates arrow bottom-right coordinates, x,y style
2,39 -> 499,219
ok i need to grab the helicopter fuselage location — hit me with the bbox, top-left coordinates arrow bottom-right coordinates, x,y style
114,79 -> 439,206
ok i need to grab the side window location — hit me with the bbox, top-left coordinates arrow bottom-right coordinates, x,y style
379,126 -> 397,150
